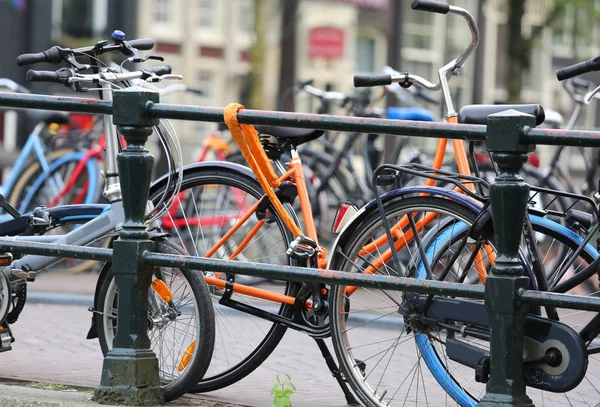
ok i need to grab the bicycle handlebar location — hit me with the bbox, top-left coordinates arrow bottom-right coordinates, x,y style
17,36 -> 155,67
556,56 -> 600,81
354,75 -> 392,88
353,2 -> 478,116
411,0 -> 450,14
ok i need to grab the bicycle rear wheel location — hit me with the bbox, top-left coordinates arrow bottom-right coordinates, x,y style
148,164 -> 299,392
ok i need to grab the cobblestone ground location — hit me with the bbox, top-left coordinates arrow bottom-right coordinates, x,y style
2,273 -> 599,407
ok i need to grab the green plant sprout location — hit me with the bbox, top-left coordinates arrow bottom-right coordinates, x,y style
270,374 -> 296,407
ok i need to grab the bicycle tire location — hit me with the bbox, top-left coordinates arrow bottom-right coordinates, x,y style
8,148 -> 75,209
96,239 -> 215,401
148,165 -> 300,392
9,151 -> 104,273
329,195 -> 599,406
9,150 -> 102,213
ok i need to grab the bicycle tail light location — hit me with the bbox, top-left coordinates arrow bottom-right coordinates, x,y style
151,279 -> 173,303
332,202 -> 358,234
178,341 -> 196,372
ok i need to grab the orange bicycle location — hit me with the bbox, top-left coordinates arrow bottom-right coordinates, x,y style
160,2 -> 547,405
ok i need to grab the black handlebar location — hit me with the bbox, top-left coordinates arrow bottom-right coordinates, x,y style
354,74 -> 392,88
144,64 -> 172,76
26,68 -> 74,84
411,0 -> 450,14
556,56 -> 600,81
17,46 -> 63,67
126,38 -> 155,51
16,38 -> 155,67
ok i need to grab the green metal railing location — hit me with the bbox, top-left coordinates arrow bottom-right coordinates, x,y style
0,90 -> 600,406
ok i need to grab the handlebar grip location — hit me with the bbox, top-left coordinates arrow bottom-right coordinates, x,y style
411,0 -> 450,14
26,70 -> 59,82
17,46 -> 63,66
556,56 -> 600,81
146,64 -> 172,76
127,38 -> 155,51
354,74 -> 392,88
297,79 -> 314,88
185,86 -> 204,96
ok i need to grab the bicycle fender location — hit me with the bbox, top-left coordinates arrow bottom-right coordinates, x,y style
327,187 -> 481,269
149,161 -> 257,197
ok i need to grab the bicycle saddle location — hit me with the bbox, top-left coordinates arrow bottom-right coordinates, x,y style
26,110 -> 70,126
254,125 -> 324,146
458,104 -> 545,126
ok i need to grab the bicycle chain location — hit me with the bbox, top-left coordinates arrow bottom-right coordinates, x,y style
6,282 -> 26,324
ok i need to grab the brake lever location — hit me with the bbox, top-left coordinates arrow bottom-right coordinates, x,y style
65,55 -> 90,72
145,74 -> 183,83
129,55 -> 165,64
583,84 -> 600,104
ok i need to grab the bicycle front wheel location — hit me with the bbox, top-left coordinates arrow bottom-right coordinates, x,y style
329,196 -> 489,406
329,195 -> 600,406
96,239 -> 215,402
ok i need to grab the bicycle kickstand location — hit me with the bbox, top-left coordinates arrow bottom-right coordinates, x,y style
314,338 -> 360,406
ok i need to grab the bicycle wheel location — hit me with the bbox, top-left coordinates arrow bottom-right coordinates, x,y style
95,239 -> 215,402
9,150 -> 102,213
7,149 -> 73,210
148,164 -> 300,392
329,195 -> 599,406
10,151 -> 104,273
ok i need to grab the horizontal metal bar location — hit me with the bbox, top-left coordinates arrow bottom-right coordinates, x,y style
2,92 -> 600,147
523,127 -> 600,147
147,102 -> 488,141
0,238 -> 113,262
520,289 -> 600,312
0,92 -> 112,115
142,251 -> 486,298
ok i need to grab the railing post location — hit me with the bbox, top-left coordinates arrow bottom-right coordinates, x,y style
478,110 -> 536,407
93,87 -> 164,405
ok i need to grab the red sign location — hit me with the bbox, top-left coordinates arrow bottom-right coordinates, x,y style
308,27 -> 345,59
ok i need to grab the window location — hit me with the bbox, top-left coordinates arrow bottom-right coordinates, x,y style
356,36 -> 375,72
403,1 -> 434,49
238,0 -> 255,33
153,0 -> 173,24
57,0 -> 108,40
198,0 -> 216,31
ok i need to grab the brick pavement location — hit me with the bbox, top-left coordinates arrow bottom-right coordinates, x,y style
1,272 -> 351,407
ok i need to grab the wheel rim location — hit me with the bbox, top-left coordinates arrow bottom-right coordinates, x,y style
102,268 -> 202,387
331,202 -> 485,406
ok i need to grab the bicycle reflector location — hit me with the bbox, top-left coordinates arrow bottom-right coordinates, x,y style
0,254 -> 12,266
178,341 -> 196,372
151,279 -> 173,303
332,202 -> 358,235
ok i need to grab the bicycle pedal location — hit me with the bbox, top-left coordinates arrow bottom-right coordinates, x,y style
286,236 -> 318,260
0,325 -> 13,353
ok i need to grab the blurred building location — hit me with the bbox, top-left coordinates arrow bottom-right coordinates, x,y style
2,0 -> 600,164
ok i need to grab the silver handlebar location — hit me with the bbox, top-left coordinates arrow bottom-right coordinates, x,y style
385,4 -> 479,117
